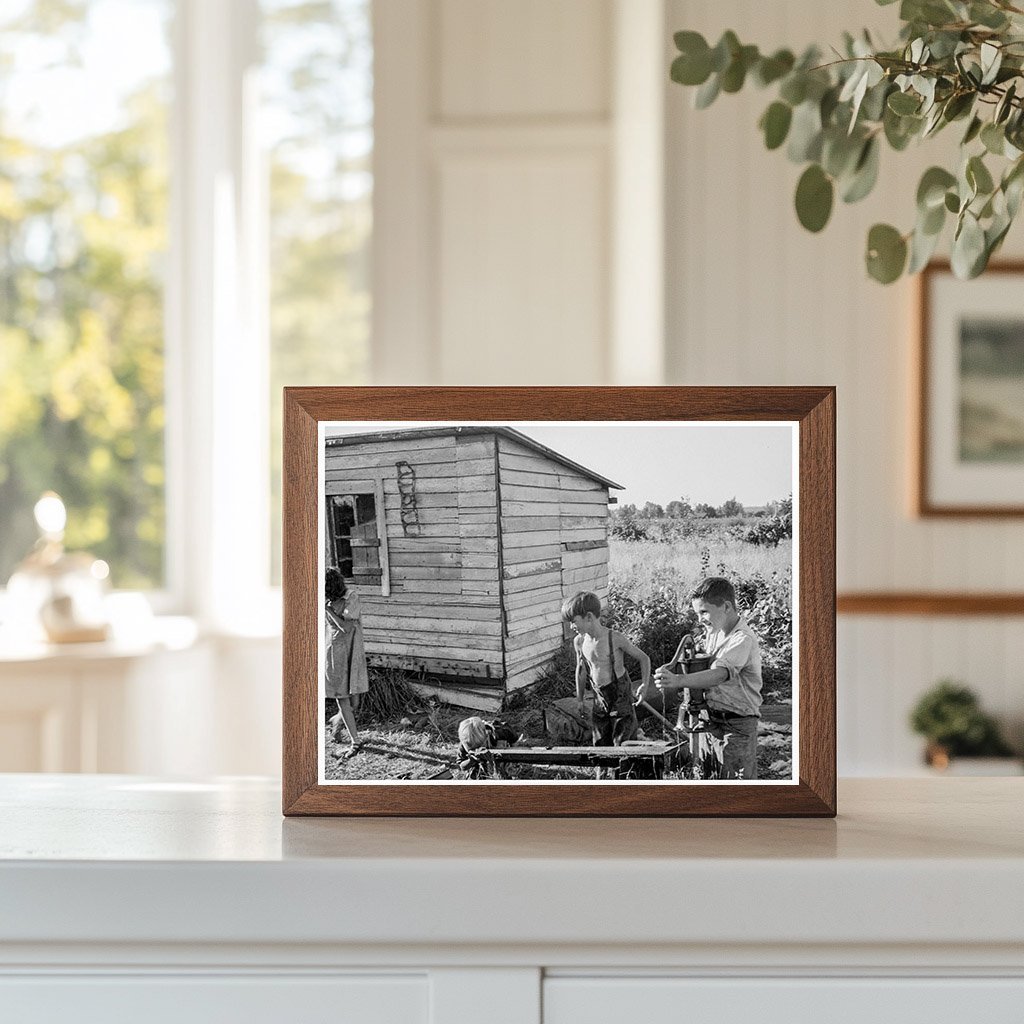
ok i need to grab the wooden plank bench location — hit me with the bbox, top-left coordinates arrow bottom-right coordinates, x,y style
468,741 -> 687,780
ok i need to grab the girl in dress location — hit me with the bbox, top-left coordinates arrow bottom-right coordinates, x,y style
325,567 -> 370,757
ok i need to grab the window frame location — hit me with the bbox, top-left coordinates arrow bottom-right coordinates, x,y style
166,0 -> 279,631
323,475 -> 391,597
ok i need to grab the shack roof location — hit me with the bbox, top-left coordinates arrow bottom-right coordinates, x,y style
325,426 -> 623,490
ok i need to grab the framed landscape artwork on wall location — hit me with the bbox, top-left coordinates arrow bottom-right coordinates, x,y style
282,387 -> 836,817
917,262 -> 1024,517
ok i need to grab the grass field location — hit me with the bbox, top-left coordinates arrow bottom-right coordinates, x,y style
610,536 -> 793,604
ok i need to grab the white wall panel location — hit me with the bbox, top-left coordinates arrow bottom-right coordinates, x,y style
376,0 -> 622,385
437,150 -> 608,384
432,0 -> 615,384
665,0 -> 1024,774
438,0 -> 610,120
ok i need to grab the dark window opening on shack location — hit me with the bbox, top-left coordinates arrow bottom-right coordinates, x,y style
327,493 -> 381,584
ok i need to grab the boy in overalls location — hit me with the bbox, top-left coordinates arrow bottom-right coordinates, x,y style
561,591 -> 651,748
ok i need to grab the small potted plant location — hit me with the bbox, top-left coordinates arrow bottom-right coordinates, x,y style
910,680 -> 1020,773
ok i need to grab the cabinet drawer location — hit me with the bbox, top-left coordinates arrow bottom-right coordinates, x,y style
0,974 -> 427,1024
544,976 -> 1024,1023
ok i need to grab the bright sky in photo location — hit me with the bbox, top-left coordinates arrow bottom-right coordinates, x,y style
325,421 -> 795,508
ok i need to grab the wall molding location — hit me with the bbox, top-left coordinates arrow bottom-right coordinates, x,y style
838,593 -> 1024,616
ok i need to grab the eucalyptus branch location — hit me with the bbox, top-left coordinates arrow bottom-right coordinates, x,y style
670,1 -> 1024,283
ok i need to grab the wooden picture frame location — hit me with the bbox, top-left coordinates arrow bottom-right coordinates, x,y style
283,387 -> 836,816
916,261 -> 1024,517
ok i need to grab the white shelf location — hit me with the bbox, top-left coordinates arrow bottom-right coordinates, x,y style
2,775 -> 1022,1020
1,775 -> 1022,951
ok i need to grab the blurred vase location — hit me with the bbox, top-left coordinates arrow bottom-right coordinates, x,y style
5,492 -> 110,644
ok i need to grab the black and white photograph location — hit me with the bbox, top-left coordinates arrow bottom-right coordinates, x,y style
318,420 -> 797,784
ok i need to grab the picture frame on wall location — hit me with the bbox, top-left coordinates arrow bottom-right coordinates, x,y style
917,261 -> 1024,517
282,387 -> 836,817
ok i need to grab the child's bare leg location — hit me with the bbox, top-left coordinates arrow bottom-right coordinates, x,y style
329,697 -> 360,750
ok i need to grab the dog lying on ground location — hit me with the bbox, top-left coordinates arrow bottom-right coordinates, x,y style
457,716 -> 523,779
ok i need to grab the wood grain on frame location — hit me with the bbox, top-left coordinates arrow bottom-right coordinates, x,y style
915,261 -> 1024,517
282,387 -> 837,817
838,592 -> 1024,616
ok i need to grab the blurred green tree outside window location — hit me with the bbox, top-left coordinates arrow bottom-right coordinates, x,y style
0,0 -> 372,594
0,0 -> 172,589
262,0 -> 372,583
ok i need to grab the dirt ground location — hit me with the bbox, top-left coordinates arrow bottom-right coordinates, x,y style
323,700 -> 793,782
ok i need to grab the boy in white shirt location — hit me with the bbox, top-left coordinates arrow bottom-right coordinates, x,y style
654,577 -> 762,779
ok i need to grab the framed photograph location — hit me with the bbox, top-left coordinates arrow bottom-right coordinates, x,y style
917,261 -> 1024,516
283,387 -> 835,816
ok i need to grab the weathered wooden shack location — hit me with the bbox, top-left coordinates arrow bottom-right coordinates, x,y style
324,426 -> 621,710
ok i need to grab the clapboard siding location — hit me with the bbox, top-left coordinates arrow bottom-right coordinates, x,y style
362,615 -> 502,637
388,538 -> 498,554
505,604 -> 563,626
507,626 -> 564,653
499,484 -> 608,504
497,435 -> 613,681
325,432 -> 504,689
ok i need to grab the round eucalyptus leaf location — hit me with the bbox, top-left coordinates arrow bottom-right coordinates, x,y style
866,223 -> 907,284
970,1 -> 1009,29
917,166 -> 957,210
779,74 -> 807,106
943,92 -> 974,123
795,164 -> 834,233
988,213 -> 1013,259
754,49 -> 795,87
787,101 -> 823,162
671,32 -> 712,86
927,30 -> 961,60
721,45 -> 757,93
981,122 -> 1005,156
944,190 -> 960,214
883,106 -> 917,151
1005,161 -> 1024,217
694,73 -> 721,110
674,29 -> 707,53
842,137 -> 880,203
760,101 -> 792,150
908,223 -> 942,274
967,155 -> 994,196
822,129 -> 860,178
921,199 -> 945,236
860,79 -> 891,123
820,85 -> 840,125
962,116 -> 983,145
951,212 -> 986,279
887,90 -> 920,116
710,31 -> 740,73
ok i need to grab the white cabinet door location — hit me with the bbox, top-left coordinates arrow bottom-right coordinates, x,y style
0,974 -> 428,1024
544,976 -> 1024,1023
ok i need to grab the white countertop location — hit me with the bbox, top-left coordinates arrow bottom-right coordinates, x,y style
1,776 -> 1022,951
